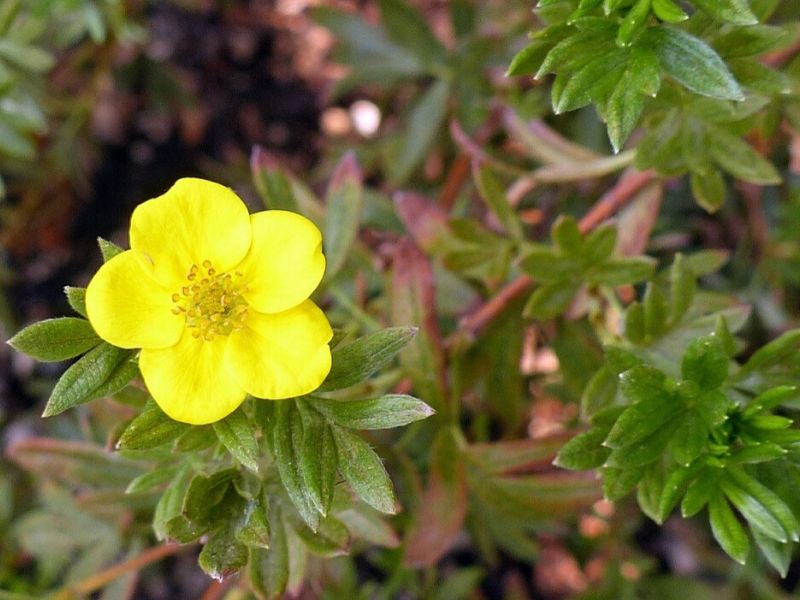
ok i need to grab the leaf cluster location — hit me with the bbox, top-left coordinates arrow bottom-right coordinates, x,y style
557,255 -> 800,572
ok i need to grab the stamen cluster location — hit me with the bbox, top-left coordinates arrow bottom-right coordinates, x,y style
172,260 -> 248,340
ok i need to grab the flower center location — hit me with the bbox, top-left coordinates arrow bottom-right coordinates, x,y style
171,260 -> 248,341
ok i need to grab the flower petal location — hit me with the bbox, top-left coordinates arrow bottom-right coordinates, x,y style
140,332 -> 246,424
86,250 -> 183,349
129,178 -> 252,289
226,300 -> 333,399
239,210 -> 325,314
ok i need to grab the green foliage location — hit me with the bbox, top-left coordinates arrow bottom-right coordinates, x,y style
520,216 -> 655,319
557,255 -> 800,569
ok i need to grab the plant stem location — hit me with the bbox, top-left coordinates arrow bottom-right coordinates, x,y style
57,543 -> 191,599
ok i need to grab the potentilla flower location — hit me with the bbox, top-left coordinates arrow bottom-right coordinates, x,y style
86,178 -> 332,425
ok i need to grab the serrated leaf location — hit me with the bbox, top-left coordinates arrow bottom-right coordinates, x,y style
310,394 -> 434,430
709,492 -> 750,564
117,400 -> 189,450
64,286 -> 87,317
554,428 -> 611,470
274,401 -> 320,530
9,317 -> 100,362
42,343 -> 135,417
324,152 -> 363,279
318,327 -> 417,392
642,26 -> 743,100
213,407 -> 259,473
332,425 -> 396,514
692,0 -> 758,25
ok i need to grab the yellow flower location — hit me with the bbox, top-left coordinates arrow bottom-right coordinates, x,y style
86,178 -> 333,425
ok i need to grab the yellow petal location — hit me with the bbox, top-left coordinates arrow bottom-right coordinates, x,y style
129,178 -> 252,289
139,332 -> 246,424
226,300 -> 332,399
86,250 -> 183,349
238,210 -> 325,314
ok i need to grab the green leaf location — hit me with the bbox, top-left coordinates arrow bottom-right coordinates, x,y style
64,286 -> 87,317
523,280 -> 581,320
153,467 -> 192,541
318,327 -> 418,392
721,477 -> 787,543
708,492 -> 750,564
126,465 -> 179,494
519,247 -> 581,281
274,401 -> 320,530
389,79 -> 450,184
682,470 -> 718,516
726,467 -> 799,541
474,166 -> 523,241
712,25 -> 791,59
236,495 -> 271,549
332,425 -> 397,514
182,468 -> 238,527
310,394 -> 434,430
641,26 -> 743,100
552,215 -> 583,256
618,365 -> 666,404
742,385 -> 799,417
591,257 -> 656,286
249,506 -> 289,599
652,0 -> 688,22
607,384 -> 680,448
581,365 -> 619,419
378,0 -> 445,64
506,42 -> 549,77
692,0 -> 758,25
97,237 -> 124,262
0,39 -> 54,72
658,462 -> 703,522
670,414 -> 707,466
213,407 -> 260,473
250,147 -> 298,211
324,152 -> 363,279
691,168 -> 726,214
753,529 -> 793,577
117,400 -> 189,450
624,302 -> 646,343
290,513 -> 350,557
605,419 -> 680,468
738,330 -> 800,377
554,428 -> 611,470
617,0 -> 651,46
706,126 -> 781,185
643,282 -> 668,337
42,343 -> 136,417
296,401 -> 336,516
602,466 -> 643,501
8,317 -> 100,362
199,526 -> 248,580
668,254 -> 696,325
681,335 -> 728,390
